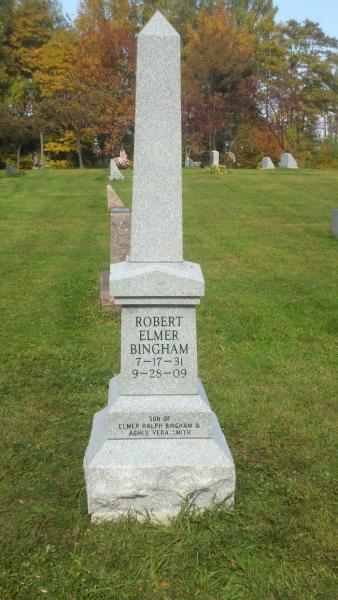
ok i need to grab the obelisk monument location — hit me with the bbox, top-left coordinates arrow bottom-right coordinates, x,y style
84,11 -> 235,523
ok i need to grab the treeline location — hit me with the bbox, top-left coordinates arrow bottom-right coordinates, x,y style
0,0 -> 337,169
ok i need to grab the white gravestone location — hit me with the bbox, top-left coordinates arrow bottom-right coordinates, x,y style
185,156 -> 200,168
279,153 -> 298,169
210,150 -> 219,166
109,158 -> 124,181
261,157 -> 275,169
84,11 -> 235,523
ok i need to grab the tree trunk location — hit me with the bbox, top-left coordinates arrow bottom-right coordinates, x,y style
40,131 -> 44,165
17,142 -> 22,169
75,131 -> 84,168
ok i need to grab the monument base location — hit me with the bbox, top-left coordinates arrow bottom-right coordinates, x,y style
84,397 -> 235,523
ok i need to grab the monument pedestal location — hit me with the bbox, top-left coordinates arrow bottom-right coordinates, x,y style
84,260 -> 235,522
84,393 -> 235,524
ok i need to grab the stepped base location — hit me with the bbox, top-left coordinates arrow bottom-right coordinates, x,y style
84,405 -> 235,523
107,375 -> 213,439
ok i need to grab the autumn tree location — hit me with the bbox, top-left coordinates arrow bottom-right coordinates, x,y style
183,6 -> 255,158
75,4 -> 136,157
33,28 -> 92,166
0,0 -> 15,99
9,0 -> 66,77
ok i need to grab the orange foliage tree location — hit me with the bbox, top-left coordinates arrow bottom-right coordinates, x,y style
182,6 -> 255,161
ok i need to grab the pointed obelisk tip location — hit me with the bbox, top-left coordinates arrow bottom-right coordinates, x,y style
140,10 -> 179,37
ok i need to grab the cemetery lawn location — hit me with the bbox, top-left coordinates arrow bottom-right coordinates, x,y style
0,167 -> 337,600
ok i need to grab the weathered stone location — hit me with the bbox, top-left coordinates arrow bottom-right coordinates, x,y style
107,184 -> 124,210
279,153 -> 298,169
210,150 -> 219,166
261,157 -> 275,169
332,209 -> 338,237
84,408 -> 235,523
110,208 -> 131,264
84,11 -> 235,523
100,208 -> 131,312
109,159 -> 124,181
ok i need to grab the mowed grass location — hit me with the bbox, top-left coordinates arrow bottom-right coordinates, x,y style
0,168 -> 337,599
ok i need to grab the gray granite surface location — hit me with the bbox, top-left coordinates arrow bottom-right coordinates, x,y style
107,375 -> 213,439
129,11 -> 182,262
120,306 -> 198,395
84,407 -> 235,523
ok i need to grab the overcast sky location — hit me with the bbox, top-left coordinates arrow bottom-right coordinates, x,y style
60,0 -> 338,39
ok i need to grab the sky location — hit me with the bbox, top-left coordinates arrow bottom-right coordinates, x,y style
60,0 -> 338,39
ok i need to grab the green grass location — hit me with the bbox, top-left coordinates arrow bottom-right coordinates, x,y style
0,168 -> 337,599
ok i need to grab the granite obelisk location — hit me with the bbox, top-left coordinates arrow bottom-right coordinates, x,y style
84,11 -> 235,523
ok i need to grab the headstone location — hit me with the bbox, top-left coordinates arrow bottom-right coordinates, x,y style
279,153 -> 298,169
5,164 -> 16,176
185,156 -> 200,168
261,157 -> 275,169
332,210 -> 338,237
32,152 -> 41,169
109,158 -> 124,181
107,184 -> 124,210
210,150 -> 219,166
110,208 -> 131,264
84,11 -> 235,523
100,206 -> 131,312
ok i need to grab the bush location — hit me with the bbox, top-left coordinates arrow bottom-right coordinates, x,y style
210,165 -> 228,175
233,123 -> 282,168
46,159 -> 69,169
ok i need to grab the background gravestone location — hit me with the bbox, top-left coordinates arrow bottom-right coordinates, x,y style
107,184 -> 124,210
279,153 -> 298,168
109,158 -> 124,181
210,150 -> 219,166
6,164 -> 16,176
84,11 -> 235,523
261,157 -> 275,169
100,206 -> 131,312
185,156 -> 200,168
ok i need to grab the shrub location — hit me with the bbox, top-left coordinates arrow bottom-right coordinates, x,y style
210,165 -> 228,175
46,159 -> 69,169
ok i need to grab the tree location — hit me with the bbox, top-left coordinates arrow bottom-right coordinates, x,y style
0,0 -> 15,99
74,15 -> 136,157
257,20 -> 338,154
183,6 -> 255,156
9,0 -> 66,77
0,77 -> 38,167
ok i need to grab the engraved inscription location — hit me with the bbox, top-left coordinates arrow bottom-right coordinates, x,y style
130,315 -> 189,381
117,415 -> 201,438
121,306 -> 198,395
